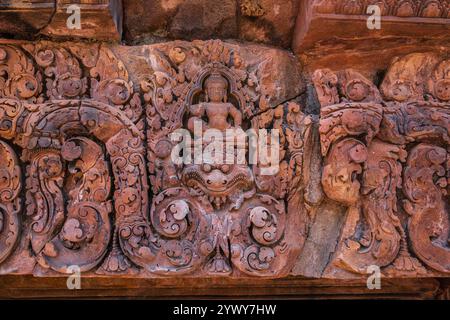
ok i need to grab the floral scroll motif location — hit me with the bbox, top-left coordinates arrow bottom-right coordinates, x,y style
317,54 -> 450,278
1,40 -> 447,280
138,40 -> 308,277
0,40 -> 308,278
0,140 -> 21,265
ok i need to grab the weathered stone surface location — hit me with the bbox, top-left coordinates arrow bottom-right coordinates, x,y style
124,0 -> 237,43
0,0 -> 54,38
293,0 -> 450,73
0,0 -> 122,40
0,275 -> 442,299
291,199 -> 347,278
314,53 -> 450,279
123,0 -> 299,47
238,0 -> 300,47
0,0 -> 449,300
41,0 -> 122,40
0,39 -> 307,278
123,0 -> 237,43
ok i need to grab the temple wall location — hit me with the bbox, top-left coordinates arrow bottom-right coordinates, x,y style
0,0 -> 449,299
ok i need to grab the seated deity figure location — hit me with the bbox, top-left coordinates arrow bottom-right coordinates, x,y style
187,71 -> 243,133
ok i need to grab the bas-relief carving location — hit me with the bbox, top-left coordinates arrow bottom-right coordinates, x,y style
0,39 -> 448,279
0,40 -> 309,278
139,40 -> 308,277
316,53 -> 450,278
0,41 -> 147,276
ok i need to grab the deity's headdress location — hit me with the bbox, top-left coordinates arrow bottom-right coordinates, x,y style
205,71 -> 228,90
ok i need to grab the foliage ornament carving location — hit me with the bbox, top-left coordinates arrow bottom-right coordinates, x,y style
0,40 -> 309,278
138,40 -> 309,277
313,0 -> 450,18
316,53 -> 450,278
0,40 -> 448,280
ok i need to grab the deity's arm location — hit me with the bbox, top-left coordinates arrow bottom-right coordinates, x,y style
228,104 -> 243,127
187,103 -> 207,132
189,103 -> 205,117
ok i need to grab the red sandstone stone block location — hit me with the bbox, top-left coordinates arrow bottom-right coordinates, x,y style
40,0 -> 122,40
0,0 -> 55,38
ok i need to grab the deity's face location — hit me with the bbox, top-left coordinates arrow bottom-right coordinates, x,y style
206,75 -> 228,103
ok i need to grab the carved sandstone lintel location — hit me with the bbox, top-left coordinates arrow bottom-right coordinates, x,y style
0,40 -> 448,281
0,1 -> 54,37
0,1 -> 122,41
317,54 -> 449,278
136,40 -> 306,278
0,40 -> 307,279
0,140 -> 21,265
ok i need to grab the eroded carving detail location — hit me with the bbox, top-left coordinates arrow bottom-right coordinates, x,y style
139,40 -> 307,277
0,40 -> 307,278
317,55 -> 450,278
0,40 -> 447,281
404,144 -> 450,273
